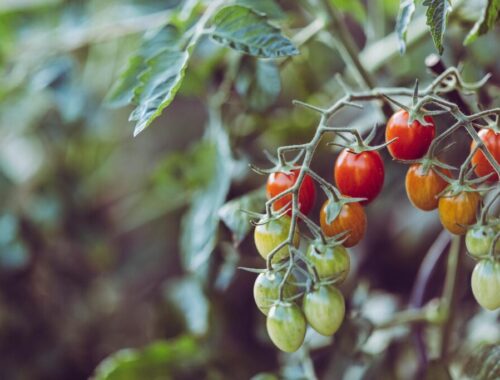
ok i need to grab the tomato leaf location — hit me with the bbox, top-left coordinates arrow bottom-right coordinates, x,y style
232,0 -> 284,19
210,5 -> 299,58
423,0 -> 452,54
180,113 -> 233,272
462,343 -> 500,380
218,187 -> 266,245
92,336 -> 201,380
395,0 -> 416,54
464,0 -> 500,45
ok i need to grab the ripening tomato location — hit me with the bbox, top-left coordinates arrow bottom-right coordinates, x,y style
254,216 -> 300,263
471,129 -> 500,182
319,200 -> 366,247
471,259 -> 500,310
266,301 -> 306,352
465,225 -> 500,259
254,271 -> 297,315
405,164 -> 450,211
266,169 -> 316,215
303,285 -> 345,336
385,109 -> 435,160
334,149 -> 384,204
438,191 -> 481,235
305,243 -> 350,283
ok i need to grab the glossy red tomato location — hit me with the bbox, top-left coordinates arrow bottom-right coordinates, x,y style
334,149 -> 384,204
266,169 -> 316,215
471,129 -> 500,182
319,200 -> 366,247
386,109 -> 436,160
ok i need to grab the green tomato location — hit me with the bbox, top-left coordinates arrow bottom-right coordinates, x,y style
254,271 -> 297,315
266,302 -> 306,352
471,259 -> 500,311
254,216 -> 300,263
306,243 -> 350,283
465,226 -> 499,258
303,285 -> 345,336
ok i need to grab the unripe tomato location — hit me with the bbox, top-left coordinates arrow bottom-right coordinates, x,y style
319,200 -> 366,247
465,225 -> 500,259
266,170 -> 316,215
471,129 -> 500,182
254,271 -> 297,315
438,191 -> 480,235
303,285 -> 345,336
405,164 -> 450,211
385,109 -> 435,160
471,259 -> 500,310
334,149 -> 384,205
305,243 -> 350,283
266,301 -> 306,352
254,216 -> 300,263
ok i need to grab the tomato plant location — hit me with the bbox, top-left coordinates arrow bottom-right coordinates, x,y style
438,191 -> 481,235
470,259 -> 500,311
405,164 -> 450,211
334,149 -> 384,204
471,129 -> 500,182
319,200 -> 367,247
266,170 -> 316,215
253,271 -> 297,315
385,109 -> 435,160
303,285 -> 345,336
266,302 -> 307,352
254,216 -> 300,263
465,226 -> 500,259
305,242 -> 350,283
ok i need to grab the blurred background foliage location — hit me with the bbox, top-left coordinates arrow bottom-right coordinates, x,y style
0,0 -> 498,379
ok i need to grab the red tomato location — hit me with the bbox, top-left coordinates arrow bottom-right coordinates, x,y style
385,109 -> 436,160
319,200 -> 366,247
266,170 -> 316,215
334,149 -> 384,204
405,164 -> 451,211
471,129 -> 500,182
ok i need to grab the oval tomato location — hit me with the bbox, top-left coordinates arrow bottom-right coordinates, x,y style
267,169 -> 316,215
405,164 -> 450,211
303,285 -> 345,336
334,149 -> 384,205
319,200 -> 366,247
306,243 -> 350,283
438,191 -> 480,235
254,271 -> 297,315
266,301 -> 306,352
254,216 -> 300,263
385,109 -> 435,160
471,129 -> 500,182
471,259 -> 500,310
465,225 -> 500,259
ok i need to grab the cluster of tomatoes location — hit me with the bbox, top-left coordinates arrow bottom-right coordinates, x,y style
252,109 -> 500,352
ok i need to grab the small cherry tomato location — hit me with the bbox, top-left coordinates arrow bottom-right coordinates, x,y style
254,271 -> 297,315
385,109 -> 435,160
320,200 -> 366,247
465,225 -> 500,259
438,191 -> 480,235
254,216 -> 300,263
405,164 -> 450,211
306,243 -> 350,283
334,149 -> 384,204
471,129 -> 500,182
266,169 -> 316,215
266,301 -> 306,352
471,259 -> 500,310
303,285 -> 345,336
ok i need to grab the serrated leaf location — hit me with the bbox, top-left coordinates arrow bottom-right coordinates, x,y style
218,187 -> 266,244
464,0 -> 500,45
181,115 -> 233,271
236,58 -> 281,111
330,0 -> 366,23
92,336 -> 200,380
395,0 -> 416,54
423,0 -> 452,54
210,5 -> 299,58
462,343 -> 500,380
